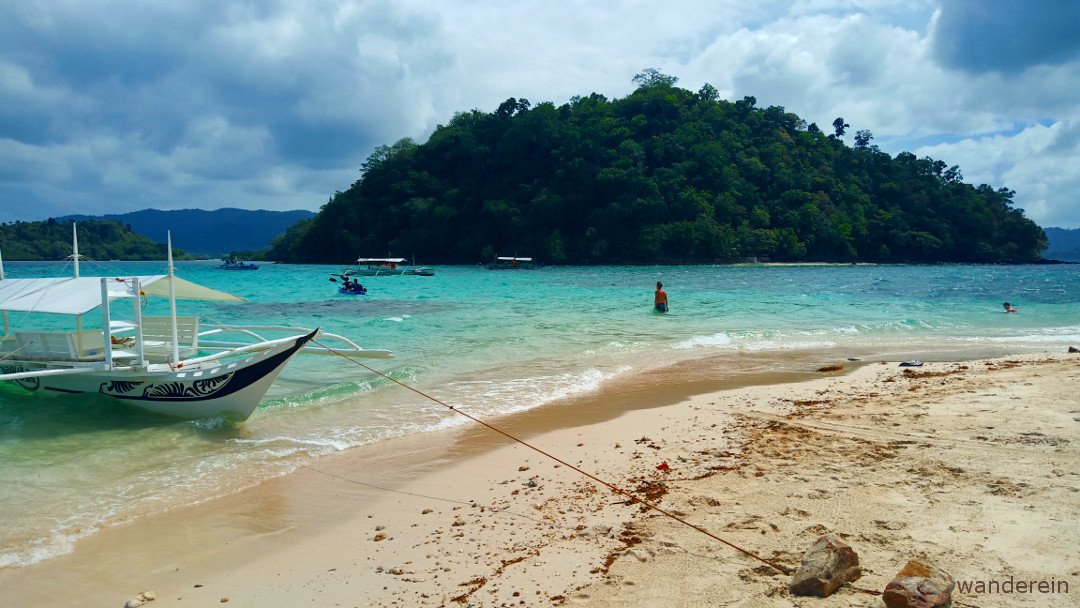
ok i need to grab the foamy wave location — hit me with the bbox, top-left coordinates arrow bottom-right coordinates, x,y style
675,332 -> 733,349
675,332 -> 834,351
445,366 -> 632,417
232,435 -> 350,452
0,526 -> 96,568
986,333 -> 1080,344
741,339 -> 837,351
190,415 -> 229,430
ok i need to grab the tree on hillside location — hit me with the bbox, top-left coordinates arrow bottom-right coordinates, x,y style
266,75 -> 1046,265
832,117 -> 850,139
632,68 -> 678,88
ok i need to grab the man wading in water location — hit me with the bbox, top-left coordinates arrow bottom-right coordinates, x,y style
654,281 -> 669,312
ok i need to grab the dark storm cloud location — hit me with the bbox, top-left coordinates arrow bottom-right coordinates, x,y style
932,0 -> 1080,73
8,2 -> 445,159
0,1 -> 453,220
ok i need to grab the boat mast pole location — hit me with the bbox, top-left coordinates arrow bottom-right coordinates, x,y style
167,231 -> 180,365
73,223 -> 84,353
0,247 -> 7,337
101,278 -> 113,368
132,277 -> 146,368
72,223 -> 80,278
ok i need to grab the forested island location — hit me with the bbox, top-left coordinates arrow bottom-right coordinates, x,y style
0,219 -> 189,261
269,71 -> 1046,264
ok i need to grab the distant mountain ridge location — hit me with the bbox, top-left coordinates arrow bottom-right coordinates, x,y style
60,208 -> 315,256
1044,227 -> 1080,261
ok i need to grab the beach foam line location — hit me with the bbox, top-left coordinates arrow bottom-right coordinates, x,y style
0,528 -> 89,569
442,366 -> 632,417
233,435 -> 352,452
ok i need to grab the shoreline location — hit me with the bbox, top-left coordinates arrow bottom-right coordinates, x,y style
2,350 -> 1077,606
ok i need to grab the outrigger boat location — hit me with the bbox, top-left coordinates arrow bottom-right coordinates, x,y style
486,255 -> 539,270
344,257 -> 434,277
0,229 -> 390,421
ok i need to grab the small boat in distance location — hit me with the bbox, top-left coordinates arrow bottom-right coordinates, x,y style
344,257 -> 434,277
487,255 -> 540,270
0,228 -> 391,421
217,258 -> 259,270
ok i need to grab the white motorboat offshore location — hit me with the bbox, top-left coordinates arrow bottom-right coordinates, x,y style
486,255 -> 540,270
0,228 -> 391,421
344,257 -> 435,277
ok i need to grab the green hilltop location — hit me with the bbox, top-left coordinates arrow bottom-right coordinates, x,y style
221,73 -> 1058,263
0,219 -> 189,261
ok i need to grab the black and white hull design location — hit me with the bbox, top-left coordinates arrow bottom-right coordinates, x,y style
3,331 -> 316,420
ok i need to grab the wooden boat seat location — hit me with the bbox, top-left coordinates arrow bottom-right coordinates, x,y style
139,316 -> 200,359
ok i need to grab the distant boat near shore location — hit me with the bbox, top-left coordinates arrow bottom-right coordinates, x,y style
487,255 -> 540,270
217,259 -> 259,270
344,257 -> 434,277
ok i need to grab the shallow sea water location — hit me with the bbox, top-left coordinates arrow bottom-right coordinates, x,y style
1,260 -> 1077,566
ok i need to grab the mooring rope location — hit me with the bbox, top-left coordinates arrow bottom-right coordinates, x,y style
313,338 -> 791,575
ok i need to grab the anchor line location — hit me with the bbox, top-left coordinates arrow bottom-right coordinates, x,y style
313,339 -> 791,576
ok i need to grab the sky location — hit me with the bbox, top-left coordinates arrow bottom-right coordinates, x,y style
2,1 -> 1079,228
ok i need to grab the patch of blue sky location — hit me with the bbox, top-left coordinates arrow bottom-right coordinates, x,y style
881,120 -> 1055,154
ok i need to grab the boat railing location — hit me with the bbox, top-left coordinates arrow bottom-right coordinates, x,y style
5,330 -> 107,362
170,333 -> 317,367
196,324 -> 392,359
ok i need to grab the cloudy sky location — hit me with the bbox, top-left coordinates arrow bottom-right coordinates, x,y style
2,0 -> 1079,227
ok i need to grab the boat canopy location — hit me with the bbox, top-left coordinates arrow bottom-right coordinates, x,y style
356,257 -> 406,263
0,275 -> 242,315
494,256 -> 533,262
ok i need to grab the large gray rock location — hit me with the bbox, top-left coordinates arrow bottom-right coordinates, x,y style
883,558 -> 955,608
789,535 -> 862,597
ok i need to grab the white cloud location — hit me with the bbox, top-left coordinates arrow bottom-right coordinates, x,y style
0,0 -> 1077,228
917,119 -> 1080,228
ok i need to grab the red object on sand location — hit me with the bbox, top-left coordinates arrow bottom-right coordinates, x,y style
656,462 -> 670,471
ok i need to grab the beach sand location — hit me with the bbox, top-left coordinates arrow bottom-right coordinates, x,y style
2,352 -> 1077,607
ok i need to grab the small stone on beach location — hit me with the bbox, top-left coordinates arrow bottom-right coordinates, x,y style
882,558 -> 954,608
789,534 -> 861,597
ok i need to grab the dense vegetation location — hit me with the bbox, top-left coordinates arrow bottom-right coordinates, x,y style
61,208 -> 315,257
288,73 -> 1041,263
0,219 -> 189,261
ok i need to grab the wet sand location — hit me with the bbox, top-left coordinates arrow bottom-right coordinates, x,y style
1,352 -> 1077,607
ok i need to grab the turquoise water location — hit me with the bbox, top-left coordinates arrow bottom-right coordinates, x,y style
1,260 -> 1078,567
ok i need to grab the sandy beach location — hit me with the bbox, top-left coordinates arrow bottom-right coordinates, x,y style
2,351 -> 1077,607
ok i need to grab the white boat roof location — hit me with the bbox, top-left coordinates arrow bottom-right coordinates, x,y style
495,256 -> 533,261
0,275 -> 242,315
357,257 -> 406,263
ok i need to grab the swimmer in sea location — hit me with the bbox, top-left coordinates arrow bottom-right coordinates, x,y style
654,281 -> 669,312
1003,302 -> 1017,313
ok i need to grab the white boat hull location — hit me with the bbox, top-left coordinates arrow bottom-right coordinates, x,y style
2,331 -> 316,420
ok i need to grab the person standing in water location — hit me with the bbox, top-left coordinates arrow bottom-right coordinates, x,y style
654,281 -> 669,312
1003,302 -> 1017,313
